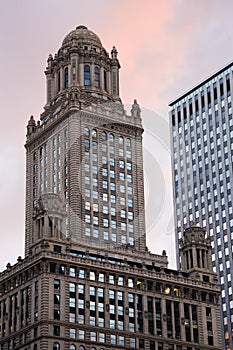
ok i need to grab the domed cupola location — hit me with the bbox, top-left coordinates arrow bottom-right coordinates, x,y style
44,25 -> 121,112
62,25 -> 102,49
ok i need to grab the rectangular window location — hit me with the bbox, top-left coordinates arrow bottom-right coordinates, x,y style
92,153 -> 98,162
54,325 -> 60,336
103,218 -> 109,227
54,279 -> 60,290
93,190 -> 98,199
54,309 -> 60,320
102,168 -> 108,176
110,182 -> 116,191
119,148 -> 124,156
120,185 -> 125,193
85,227 -> 91,236
119,336 -> 125,346
121,222 -> 126,231
121,210 -> 126,218
128,212 -> 133,220
109,275 -> 115,284
109,157 -> 115,166
127,162 -> 132,170
130,338 -> 136,348
102,180 -> 108,189
118,276 -> 124,286
103,206 -> 108,214
111,220 -> 116,229
93,216 -> 98,225
98,273 -> 105,282
85,214 -> 91,223
99,333 -> 105,342
54,294 -> 60,304
85,176 -> 90,185
93,229 -> 99,237
69,282 -> 75,293
120,172 -> 125,181
127,150 -> 132,158
70,328 -> 76,339
111,195 -> 116,203
120,197 -> 126,205
69,267 -> 76,277
103,193 -> 108,201
110,170 -> 115,178
119,160 -> 125,168
78,330 -> 85,339
69,297 -> 76,308
90,271 -> 96,281
93,178 -> 98,187
102,156 -> 107,164
79,269 -> 85,279
128,186 -> 133,195
90,332 -> 97,341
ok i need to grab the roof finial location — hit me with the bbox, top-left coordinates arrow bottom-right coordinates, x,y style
131,99 -> 141,119
111,46 -> 118,59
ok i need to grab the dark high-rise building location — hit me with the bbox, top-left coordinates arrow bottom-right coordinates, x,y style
0,26 -> 223,350
169,62 -> 233,349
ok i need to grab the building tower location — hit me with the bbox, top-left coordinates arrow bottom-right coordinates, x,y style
25,25 -> 146,256
169,62 -> 233,349
0,26 -> 223,350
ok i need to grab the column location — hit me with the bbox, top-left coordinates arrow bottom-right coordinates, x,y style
100,66 -> 104,90
79,62 -> 84,86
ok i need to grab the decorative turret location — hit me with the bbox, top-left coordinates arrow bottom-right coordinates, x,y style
179,226 -> 212,272
43,25 -> 122,118
110,46 -> 121,101
32,194 -> 66,248
26,115 -> 36,136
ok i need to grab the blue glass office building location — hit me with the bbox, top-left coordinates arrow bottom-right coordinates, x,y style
169,62 -> 233,349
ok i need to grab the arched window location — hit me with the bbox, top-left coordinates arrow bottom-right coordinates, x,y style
101,131 -> 107,140
109,133 -> 114,142
84,65 -> 91,86
126,138 -> 131,147
39,146 -> 43,157
33,345 -> 38,350
64,67 -> 69,89
79,346 -> 85,350
104,70 -> 107,91
84,127 -> 90,136
53,342 -> 60,350
94,67 -> 100,87
119,136 -> 124,145
92,129 -> 97,138
70,345 -> 76,350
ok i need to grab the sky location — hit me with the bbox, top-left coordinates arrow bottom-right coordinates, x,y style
0,0 -> 233,271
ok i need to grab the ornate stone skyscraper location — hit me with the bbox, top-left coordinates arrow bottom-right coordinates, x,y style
25,25 -> 146,257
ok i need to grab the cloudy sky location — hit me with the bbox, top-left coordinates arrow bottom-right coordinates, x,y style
0,0 -> 233,271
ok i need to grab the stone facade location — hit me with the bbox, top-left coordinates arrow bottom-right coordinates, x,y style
0,227 -> 223,350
